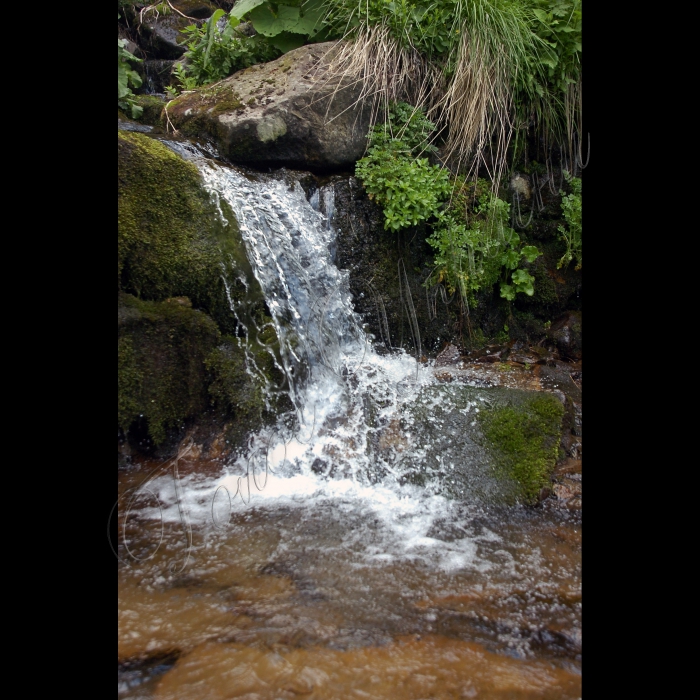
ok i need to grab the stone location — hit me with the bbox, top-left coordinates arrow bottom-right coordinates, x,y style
435,343 -> 461,366
167,42 -> 374,170
546,311 -> 582,360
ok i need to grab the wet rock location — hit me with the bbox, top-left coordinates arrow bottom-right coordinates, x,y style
435,343 -> 461,366
394,385 -> 565,504
560,433 -> 582,459
138,2 -> 218,59
142,59 -> 177,94
509,351 -> 541,365
167,42 -> 373,170
547,311 -> 582,360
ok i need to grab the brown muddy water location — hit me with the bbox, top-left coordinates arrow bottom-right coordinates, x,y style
117,457 -> 581,699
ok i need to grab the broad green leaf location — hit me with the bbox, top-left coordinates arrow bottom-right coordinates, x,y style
203,10 -> 226,68
229,0 -> 267,21
248,5 -> 279,36
294,8 -> 325,35
271,30 -> 307,52
499,284 -> 515,301
512,269 -> 534,286
521,245 -> 541,263
501,249 -> 520,269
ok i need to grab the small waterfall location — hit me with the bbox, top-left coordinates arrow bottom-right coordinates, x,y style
159,139 -> 505,509
193,157 -> 428,485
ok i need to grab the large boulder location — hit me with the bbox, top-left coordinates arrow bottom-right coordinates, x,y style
118,129 -> 283,453
167,42 -> 373,170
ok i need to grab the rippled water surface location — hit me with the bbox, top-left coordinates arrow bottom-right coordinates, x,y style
117,459 -> 581,699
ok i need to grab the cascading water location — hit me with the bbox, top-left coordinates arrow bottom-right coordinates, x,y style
118,138 -> 581,700
168,141 -> 431,496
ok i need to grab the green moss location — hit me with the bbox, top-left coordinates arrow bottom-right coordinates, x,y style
477,393 -> 564,503
133,94 -> 166,126
167,84 -> 244,137
118,293 -> 222,444
118,131 -> 286,449
118,130 -> 239,334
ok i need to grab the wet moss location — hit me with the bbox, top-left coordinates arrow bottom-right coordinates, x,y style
118,130 -> 237,334
118,293 -> 222,444
477,393 -> 565,503
133,94 -> 166,126
118,131 -> 285,452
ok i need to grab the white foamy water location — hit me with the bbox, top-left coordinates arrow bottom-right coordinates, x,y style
133,144 -> 516,571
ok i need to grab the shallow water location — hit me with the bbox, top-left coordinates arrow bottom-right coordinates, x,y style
117,460 -> 581,699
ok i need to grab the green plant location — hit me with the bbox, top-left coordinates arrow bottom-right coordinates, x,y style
320,0 -> 581,183
355,102 -> 450,231
426,178 -> 541,305
557,169 -> 581,269
231,0 -> 328,51
168,9 -> 281,92
118,17 -> 143,118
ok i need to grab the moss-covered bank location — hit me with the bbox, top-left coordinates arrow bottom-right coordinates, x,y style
118,130 -> 283,453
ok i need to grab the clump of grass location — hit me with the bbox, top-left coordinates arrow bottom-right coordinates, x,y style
319,0 -> 582,187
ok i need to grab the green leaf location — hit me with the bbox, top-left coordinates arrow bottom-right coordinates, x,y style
521,245 -> 541,263
229,0 -> 267,20
248,5 -> 279,36
500,284 -> 515,301
270,30 -> 306,52
501,249 -> 520,269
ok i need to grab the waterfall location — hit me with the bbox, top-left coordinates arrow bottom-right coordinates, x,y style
161,141 -> 430,492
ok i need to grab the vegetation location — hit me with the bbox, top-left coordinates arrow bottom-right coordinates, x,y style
167,1 -> 328,93
355,102 -> 450,231
118,14 -> 144,118
354,101 -> 542,312
477,392 -> 564,503
557,170 -> 582,270
321,0 -> 582,183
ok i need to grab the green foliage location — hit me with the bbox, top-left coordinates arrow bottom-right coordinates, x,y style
355,102 -> 450,231
168,0 -> 330,92
557,170 -> 581,270
321,0 -> 581,178
169,9 -> 281,92
118,20 -> 143,118
426,178 -> 541,305
232,0 -> 328,51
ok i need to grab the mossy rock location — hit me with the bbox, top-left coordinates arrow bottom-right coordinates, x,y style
118,293 -> 222,445
118,129 -> 247,335
391,385 -> 564,505
118,131 -> 285,450
476,391 -> 565,503
132,95 -> 166,126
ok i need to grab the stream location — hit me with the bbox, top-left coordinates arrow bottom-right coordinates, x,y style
117,133 -> 581,699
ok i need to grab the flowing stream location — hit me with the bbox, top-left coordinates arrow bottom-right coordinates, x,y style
117,140 -> 581,699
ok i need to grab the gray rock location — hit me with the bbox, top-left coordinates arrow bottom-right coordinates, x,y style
168,42 -> 373,169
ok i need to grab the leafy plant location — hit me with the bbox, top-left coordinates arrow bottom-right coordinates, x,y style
231,0 -> 328,52
557,169 -> 581,269
169,9 -> 281,92
320,0 -> 582,183
426,178 -> 541,305
118,20 -> 144,118
355,102 -> 450,231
